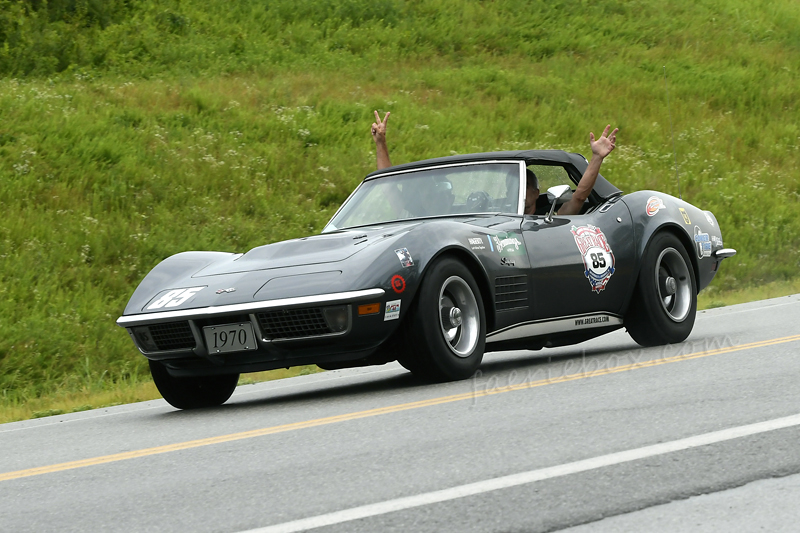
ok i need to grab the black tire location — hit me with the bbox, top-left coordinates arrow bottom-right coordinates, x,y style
149,360 -> 238,410
625,232 -> 697,347
398,257 -> 486,381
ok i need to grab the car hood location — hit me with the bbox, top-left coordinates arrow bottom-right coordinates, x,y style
122,216 -> 510,316
192,225 -> 417,277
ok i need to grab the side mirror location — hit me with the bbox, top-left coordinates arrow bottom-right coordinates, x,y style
545,185 -> 572,223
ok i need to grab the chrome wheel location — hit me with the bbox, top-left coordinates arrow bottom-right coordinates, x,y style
398,257 -> 486,381
626,232 -> 697,347
655,247 -> 692,322
439,276 -> 480,357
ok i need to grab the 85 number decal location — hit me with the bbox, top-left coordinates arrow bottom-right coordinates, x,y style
590,252 -> 606,269
147,287 -> 205,310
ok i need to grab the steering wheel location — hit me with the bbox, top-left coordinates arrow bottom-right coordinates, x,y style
465,191 -> 491,212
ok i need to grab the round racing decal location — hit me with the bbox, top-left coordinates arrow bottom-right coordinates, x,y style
571,225 -> 616,293
391,274 -> 406,294
646,196 -> 666,216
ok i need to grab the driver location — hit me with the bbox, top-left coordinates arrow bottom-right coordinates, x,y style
371,110 -> 618,217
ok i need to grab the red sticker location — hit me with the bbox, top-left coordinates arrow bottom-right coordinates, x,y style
391,275 -> 406,294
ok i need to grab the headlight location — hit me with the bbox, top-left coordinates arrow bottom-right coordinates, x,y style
131,326 -> 159,351
322,306 -> 349,333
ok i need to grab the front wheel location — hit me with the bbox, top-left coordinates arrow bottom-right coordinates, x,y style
398,257 -> 486,381
625,232 -> 697,347
149,360 -> 239,409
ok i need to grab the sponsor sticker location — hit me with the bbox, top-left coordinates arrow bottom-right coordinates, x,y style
394,248 -> 414,268
575,315 -> 611,327
147,287 -> 205,310
384,299 -> 401,321
391,274 -> 406,294
646,196 -> 666,216
712,235 -> 723,248
694,226 -> 712,258
679,207 -> 691,225
704,212 -> 716,227
467,237 -> 486,251
491,232 -> 525,255
571,225 -> 616,293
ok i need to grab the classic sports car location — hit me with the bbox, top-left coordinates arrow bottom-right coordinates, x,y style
117,150 -> 736,409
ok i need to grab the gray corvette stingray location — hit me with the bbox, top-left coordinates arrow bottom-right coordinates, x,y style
117,150 -> 736,409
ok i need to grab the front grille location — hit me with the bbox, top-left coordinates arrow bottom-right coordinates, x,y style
495,275 -> 528,311
256,308 -> 332,340
149,322 -> 196,350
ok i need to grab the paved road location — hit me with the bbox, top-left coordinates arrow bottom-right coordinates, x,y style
2,294 -> 799,532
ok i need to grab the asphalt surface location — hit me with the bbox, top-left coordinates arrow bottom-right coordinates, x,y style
2,294 -> 800,532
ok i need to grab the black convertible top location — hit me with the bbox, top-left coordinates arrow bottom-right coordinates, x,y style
365,149 -> 623,200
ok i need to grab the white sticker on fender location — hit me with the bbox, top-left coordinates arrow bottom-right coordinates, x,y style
384,299 -> 401,321
571,225 -> 616,293
646,196 -> 666,216
147,287 -> 205,310
694,226 -> 712,258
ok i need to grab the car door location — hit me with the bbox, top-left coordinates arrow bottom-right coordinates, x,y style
521,167 -> 636,321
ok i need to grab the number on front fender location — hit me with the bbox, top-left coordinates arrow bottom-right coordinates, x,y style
147,287 -> 205,310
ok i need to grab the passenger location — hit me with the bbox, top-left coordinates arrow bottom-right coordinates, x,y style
526,125 -> 618,216
371,110 -> 618,216
372,110 -> 392,170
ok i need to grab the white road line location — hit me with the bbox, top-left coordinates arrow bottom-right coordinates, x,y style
245,413 -> 800,533
0,403 -> 168,434
696,297 -> 799,319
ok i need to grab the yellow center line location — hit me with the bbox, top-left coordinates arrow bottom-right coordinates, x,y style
3,334 -> 799,482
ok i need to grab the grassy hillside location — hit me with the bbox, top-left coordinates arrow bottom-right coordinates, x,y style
1,0 -> 799,416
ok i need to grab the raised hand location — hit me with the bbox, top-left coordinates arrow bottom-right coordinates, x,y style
371,110 -> 390,144
590,124 -> 619,159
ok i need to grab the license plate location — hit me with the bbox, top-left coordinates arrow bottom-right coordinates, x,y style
203,323 -> 256,354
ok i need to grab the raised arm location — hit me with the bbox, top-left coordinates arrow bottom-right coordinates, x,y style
371,110 -> 392,170
558,124 -> 618,216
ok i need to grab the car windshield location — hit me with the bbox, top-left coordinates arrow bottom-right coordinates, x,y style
325,162 -> 522,231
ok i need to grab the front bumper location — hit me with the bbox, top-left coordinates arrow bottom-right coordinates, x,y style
117,288 -> 393,375
117,288 -> 385,327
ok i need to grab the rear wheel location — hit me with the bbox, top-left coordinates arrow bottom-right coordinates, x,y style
398,257 -> 486,381
625,232 -> 697,346
149,360 -> 239,409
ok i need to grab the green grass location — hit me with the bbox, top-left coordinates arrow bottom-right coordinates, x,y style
1,0 -> 799,421
698,277 -> 800,310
